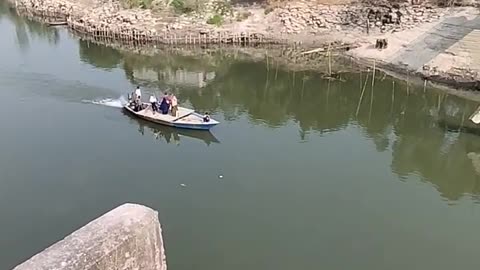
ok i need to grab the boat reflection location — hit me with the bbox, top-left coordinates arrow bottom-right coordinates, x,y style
123,110 -> 220,146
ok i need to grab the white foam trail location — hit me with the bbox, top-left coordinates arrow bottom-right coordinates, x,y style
84,96 -> 128,108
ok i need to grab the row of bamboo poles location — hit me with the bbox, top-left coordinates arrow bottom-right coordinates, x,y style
70,21 -> 283,45
14,2 -> 285,45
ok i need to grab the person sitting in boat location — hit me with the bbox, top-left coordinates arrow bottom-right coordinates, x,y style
203,112 -> 210,122
159,96 -> 170,115
149,95 -> 158,113
170,94 -> 178,117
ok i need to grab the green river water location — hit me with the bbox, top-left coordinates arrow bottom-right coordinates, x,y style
2,3 -> 480,269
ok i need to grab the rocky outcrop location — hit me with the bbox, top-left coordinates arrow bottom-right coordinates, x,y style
276,0 -> 445,34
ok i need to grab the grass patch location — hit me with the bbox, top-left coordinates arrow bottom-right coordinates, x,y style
207,14 -> 224,26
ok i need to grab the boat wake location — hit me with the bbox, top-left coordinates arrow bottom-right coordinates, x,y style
83,96 -> 128,108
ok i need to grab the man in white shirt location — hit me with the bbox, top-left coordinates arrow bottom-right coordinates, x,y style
132,86 -> 142,111
135,86 -> 142,101
149,95 -> 158,113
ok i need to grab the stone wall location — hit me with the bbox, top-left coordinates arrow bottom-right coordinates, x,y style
13,203 -> 167,270
276,0 -> 446,33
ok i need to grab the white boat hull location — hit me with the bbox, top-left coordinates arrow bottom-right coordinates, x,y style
124,103 -> 219,130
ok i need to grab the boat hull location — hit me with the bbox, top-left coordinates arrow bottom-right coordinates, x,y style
124,105 -> 218,131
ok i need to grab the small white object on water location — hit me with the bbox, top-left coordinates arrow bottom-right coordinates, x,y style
218,175 -> 224,179
180,184 -> 186,187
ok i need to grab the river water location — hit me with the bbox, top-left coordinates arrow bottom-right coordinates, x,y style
2,4 -> 480,270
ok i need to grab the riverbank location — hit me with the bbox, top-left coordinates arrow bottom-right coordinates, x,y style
7,0 -> 480,91
347,6 -> 480,91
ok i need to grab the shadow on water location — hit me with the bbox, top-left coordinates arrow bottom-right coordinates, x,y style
122,110 -> 220,146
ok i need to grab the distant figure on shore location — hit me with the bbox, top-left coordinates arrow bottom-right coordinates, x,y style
170,94 -> 178,117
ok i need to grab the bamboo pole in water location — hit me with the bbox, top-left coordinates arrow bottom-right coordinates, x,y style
275,60 -> 279,80
359,71 -> 362,90
368,61 -> 376,122
356,73 -> 370,117
266,51 -> 269,72
327,43 -> 332,76
371,60 -> 376,89
326,78 -> 331,111
292,71 -> 296,87
391,80 -> 395,114
461,100 -> 468,127
423,79 -> 427,93
406,73 -> 410,96
264,66 -> 270,100
437,92 -> 441,111
369,87 -> 374,120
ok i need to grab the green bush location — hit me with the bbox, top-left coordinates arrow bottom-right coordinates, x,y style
207,14 -> 224,26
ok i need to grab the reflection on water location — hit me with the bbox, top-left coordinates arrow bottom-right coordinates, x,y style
122,110 -> 220,146
6,4 -> 480,201
86,46 -> 480,202
0,1 -> 59,50
4,7 -> 480,270
79,40 -> 122,70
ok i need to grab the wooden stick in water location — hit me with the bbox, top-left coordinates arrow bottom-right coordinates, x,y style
356,73 -> 370,117
359,71 -> 362,90
266,52 -> 269,72
371,60 -> 376,89
391,80 -> 395,113
275,60 -> 279,80
406,73 -> 410,95
327,43 -> 332,76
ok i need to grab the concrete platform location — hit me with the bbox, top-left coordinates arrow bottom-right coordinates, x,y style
13,204 -> 167,270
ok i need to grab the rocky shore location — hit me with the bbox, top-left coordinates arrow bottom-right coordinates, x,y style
10,0 -> 455,44
7,0 -> 480,91
276,0 -> 445,34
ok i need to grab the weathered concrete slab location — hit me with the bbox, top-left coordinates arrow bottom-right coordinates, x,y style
428,29 -> 480,73
13,203 -> 167,270
391,14 -> 480,71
